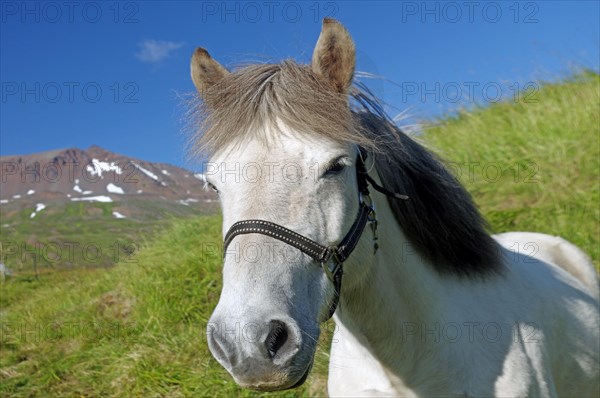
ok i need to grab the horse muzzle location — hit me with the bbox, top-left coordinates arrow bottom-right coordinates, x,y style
207,315 -> 317,391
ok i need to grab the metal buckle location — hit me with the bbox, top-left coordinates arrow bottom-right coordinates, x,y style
322,247 -> 342,283
359,191 -> 373,208
367,207 -> 379,254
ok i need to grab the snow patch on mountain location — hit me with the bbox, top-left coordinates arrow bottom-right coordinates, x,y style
106,183 -> 125,194
178,198 -> 199,206
73,179 -> 93,195
112,211 -> 126,219
71,196 -> 113,203
73,184 -> 92,195
30,203 -> 46,218
86,159 -> 123,178
132,162 -> 159,181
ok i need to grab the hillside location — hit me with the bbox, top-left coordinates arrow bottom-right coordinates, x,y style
0,145 -> 218,271
1,72 -> 598,397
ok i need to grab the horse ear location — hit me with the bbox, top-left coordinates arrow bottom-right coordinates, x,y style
190,47 -> 229,96
311,18 -> 356,93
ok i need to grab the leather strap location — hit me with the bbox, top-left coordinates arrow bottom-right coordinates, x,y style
224,219 -> 330,263
223,202 -> 372,264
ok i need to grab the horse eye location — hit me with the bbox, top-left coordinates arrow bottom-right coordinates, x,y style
325,161 -> 346,175
205,182 -> 219,193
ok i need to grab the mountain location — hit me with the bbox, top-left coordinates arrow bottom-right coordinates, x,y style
0,145 -> 217,220
0,145 -> 218,272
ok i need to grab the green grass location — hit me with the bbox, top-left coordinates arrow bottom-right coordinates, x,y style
1,72 -> 598,397
1,216 -> 332,397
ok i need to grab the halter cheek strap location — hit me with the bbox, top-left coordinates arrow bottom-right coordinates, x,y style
221,150 -> 408,320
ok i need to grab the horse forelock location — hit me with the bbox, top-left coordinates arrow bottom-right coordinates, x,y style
188,61 -> 372,157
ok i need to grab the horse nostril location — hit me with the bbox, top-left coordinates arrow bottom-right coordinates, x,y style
265,320 -> 289,359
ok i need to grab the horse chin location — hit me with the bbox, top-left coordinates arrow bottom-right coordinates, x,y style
286,358 -> 314,389
239,358 -> 314,392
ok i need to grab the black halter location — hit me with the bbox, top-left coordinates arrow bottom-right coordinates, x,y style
222,149 -> 408,320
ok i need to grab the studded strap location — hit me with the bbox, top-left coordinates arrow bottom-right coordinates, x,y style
223,219 -> 330,263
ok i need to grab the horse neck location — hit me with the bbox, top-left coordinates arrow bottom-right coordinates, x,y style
334,180 -> 447,361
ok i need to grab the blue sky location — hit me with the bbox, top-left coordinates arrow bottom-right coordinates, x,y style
1,1 -> 598,170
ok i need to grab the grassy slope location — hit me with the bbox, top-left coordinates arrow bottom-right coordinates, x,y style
1,72 -> 598,397
1,199 -> 217,272
1,217 -> 330,397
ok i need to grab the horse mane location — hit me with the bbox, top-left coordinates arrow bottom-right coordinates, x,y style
190,61 -> 503,278
352,87 -> 503,277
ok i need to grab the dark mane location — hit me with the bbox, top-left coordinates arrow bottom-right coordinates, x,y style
352,87 -> 503,277
191,62 -> 503,278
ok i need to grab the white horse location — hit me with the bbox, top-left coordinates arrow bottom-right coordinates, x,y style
190,19 -> 599,397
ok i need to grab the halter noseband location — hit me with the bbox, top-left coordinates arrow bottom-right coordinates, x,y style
222,149 -> 408,320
